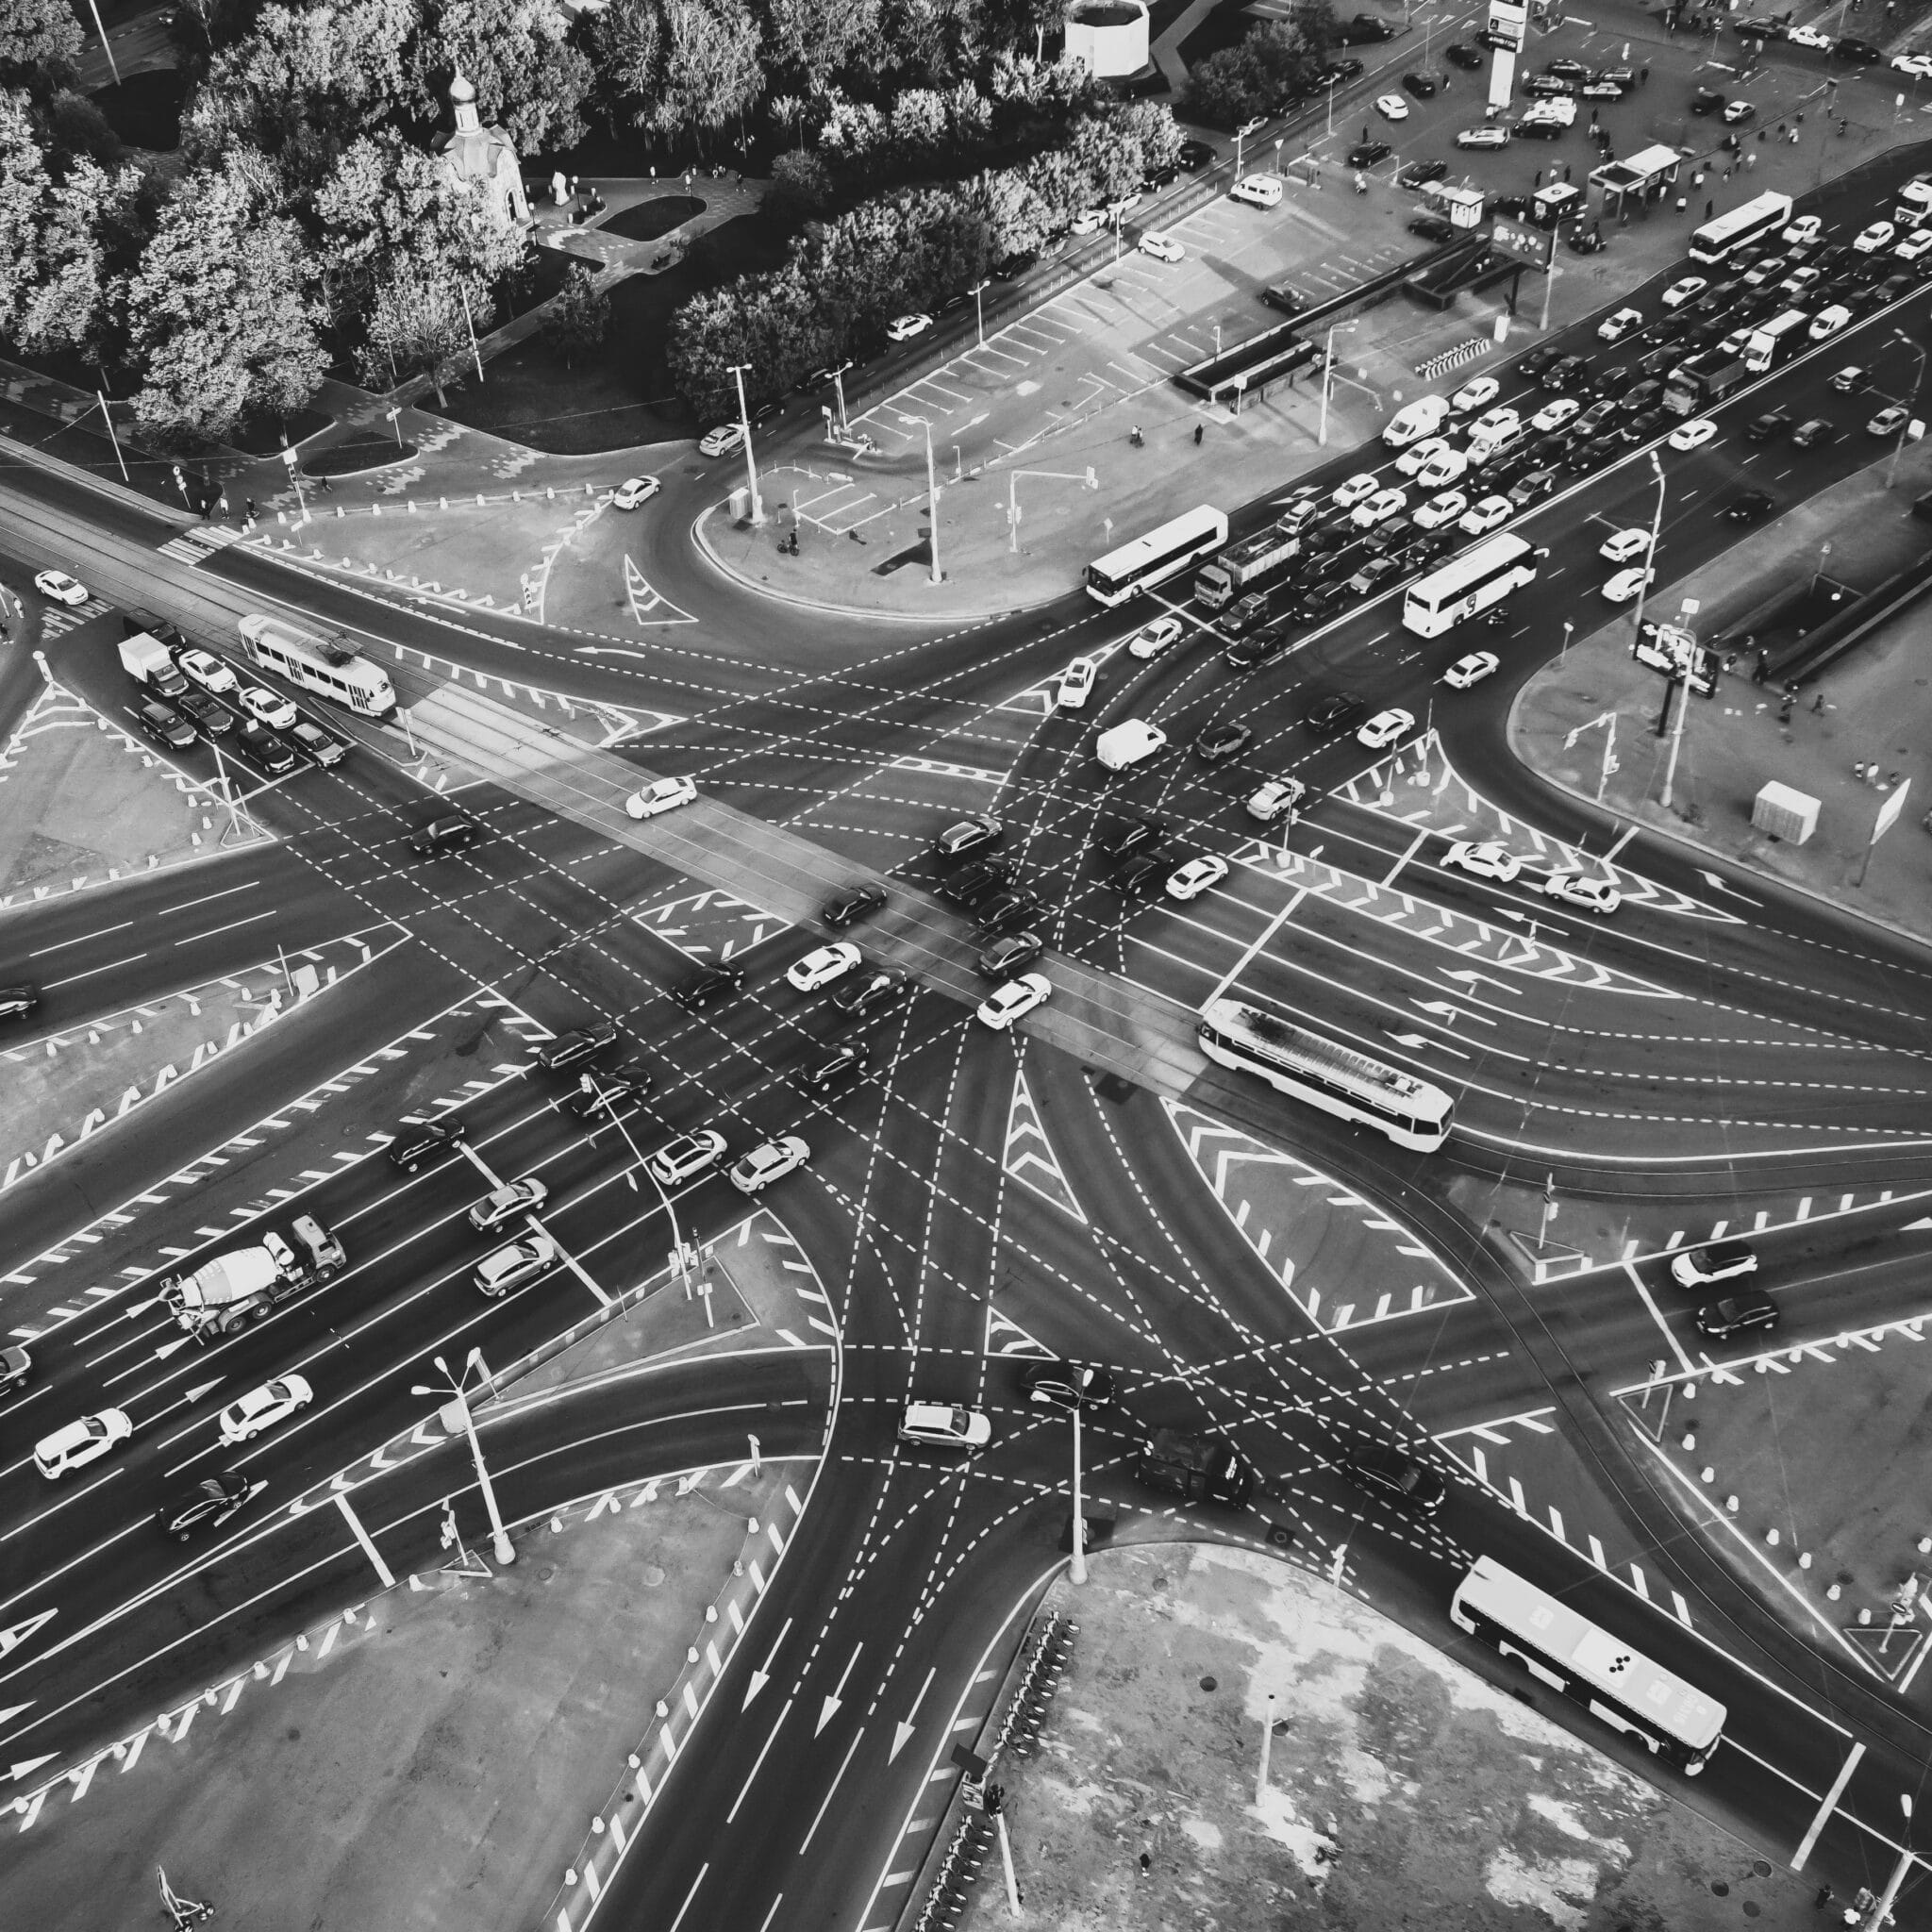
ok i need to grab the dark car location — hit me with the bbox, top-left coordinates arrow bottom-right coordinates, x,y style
1225,627 -> 1291,670
1362,514 -> 1415,556
155,1471 -> 252,1541
1344,11 -> 1395,39
1594,64 -> 1636,88
177,689 -> 234,737
1322,55 -> 1366,81
0,1344 -> 30,1396
977,931 -> 1045,980
823,882 -> 887,928
1261,281 -> 1308,315
0,984 -> 40,1022
1176,139 -> 1216,171
408,814 -> 476,858
677,961 -> 746,1010
1523,72 -> 1577,95
138,698 -> 197,751
1695,1289 -> 1780,1340
1790,417 -> 1836,449
1401,71 -> 1438,97
976,890 -> 1045,937
1516,345 -> 1562,381
1103,813 -> 1166,858
1724,489 -> 1774,522
1347,140 -> 1392,167
1744,408 -> 1791,442
1408,212 -> 1456,243
1543,55 -> 1590,78
1689,86 -> 1725,115
537,1019 -> 621,1071
940,855 -> 1020,907
1341,1444 -> 1448,1513
934,812 -> 1005,861
1619,378 -> 1664,416
1348,555 -> 1405,597
832,969 -> 913,1022
1626,405 -> 1670,442
564,1068 -> 652,1118
238,720 -> 297,774
1396,158 -> 1449,189
1489,192 -> 1535,219
1110,854 -> 1168,895
1220,591 -> 1271,637
1022,1360 -> 1116,1410
1194,721 -> 1254,762
388,1116 -> 467,1173
993,249 -> 1038,279
1444,40 -> 1482,67
1507,468 -> 1560,508
1293,582 -> 1350,624
1544,353 -> 1591,390
801,1044 -> 869,1096
290,720 -> 346,767
1874,272 -> 1916,306
1512,116 -> 1562,140
1835,36 -> 1881,62
1305,691 -> 1367,736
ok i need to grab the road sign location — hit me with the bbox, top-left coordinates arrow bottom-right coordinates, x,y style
1633,624 -> 1718,697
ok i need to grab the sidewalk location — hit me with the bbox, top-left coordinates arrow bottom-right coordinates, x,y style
1513,435 -> 1932,944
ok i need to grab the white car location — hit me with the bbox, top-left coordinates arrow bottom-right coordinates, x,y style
33,1407 -> 132,1479
1780,266 -> 1824,299
469,1177 -> 548,1232
1469,405 -> 1520,441
1139,231 -> 1185,262
1597,307 -> 1642,342
1129,615 -> 1184,659
474,1232 -> 559,1296
1893,51 -> 1932,76
1602,565 -> 1656,604
625,774 -> 698,819
1374,93 -> 1409,120
1787,23 -> 1833,46
1331,471 -> 1381,508
1831,364 -> 1867,393
1529,396 -> 1580,433
1070,207 -> 1107,234
1442,651 -> 1499,689
1718,326 -> 1753,358
611,475 -> 660,509
1667,417 -> 1717,452
1598,526 -> 1652,563
1457,494 -> 1513,537
179,648 -> 239,694
1244,776 -> 1307,823
698,423 -> 746,458
1395,436 -> 1452,477
788,941 -> 861,992
1442,840 -> 1521,883
1413,489 -> 1470,530
1543,871 -> 1622,912
1165,855 -> 1228,901
1855,220 -> 1896,254
976,972 -> 1052,1031
1058,655 -> 1099,709
1722,99 -> 1755,123
1229,174 -> 1284,208
1414,445 -> 1468,489
1106,191 -> 1144,218
1661,275 -> 1707,308
1782,214 -> 1824,244
899,1401 -> 991,1448
646,1128 -> 728,1188
1451,375 -> 1500,414
886,313 -> 931,341
32,569 -> 88,607
1457,126 -> 1510,149
237,684 -> 298,730
1357,707 -> 1415,750
1896,232 -> 1932,266
1808,303 -> 1853,340
217,1374 -> 314,1447
1351,487 -> 1408,529
729,1136 -> 810,1194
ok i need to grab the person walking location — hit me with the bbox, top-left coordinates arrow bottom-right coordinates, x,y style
1812,690 -> 1826,712
1193,423 -> 1204,445
1641,61 -> 1650,82
1706,197 -> 1715,219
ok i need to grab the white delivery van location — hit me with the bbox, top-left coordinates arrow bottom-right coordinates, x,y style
1382,395 -> 1450,449
1094,719 -> 1169,771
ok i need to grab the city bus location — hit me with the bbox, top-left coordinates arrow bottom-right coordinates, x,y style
238,614 -> 397,718
1687,190 -> 1793,265
1196,997 -> 1454,1151
1086,505 -> 1229,607
1451,1557 -> 1727,1774
1401,533 -> 1540,638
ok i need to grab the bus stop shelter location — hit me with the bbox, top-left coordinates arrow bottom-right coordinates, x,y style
1589,143 -> 1683,219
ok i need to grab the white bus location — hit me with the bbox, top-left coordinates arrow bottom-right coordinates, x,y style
1742,308 -> 1809,375
1451,1557 -> 1727,1774
1197,997 -> 1453,1152
1687,190 -> 1792,265
1086,506 -> 1229,607
1401,534 -> 1540,639
238,614 -> 397,718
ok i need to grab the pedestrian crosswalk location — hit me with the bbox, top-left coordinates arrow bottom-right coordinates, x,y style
158,525 -> 246,564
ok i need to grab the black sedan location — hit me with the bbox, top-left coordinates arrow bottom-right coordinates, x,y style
832,970 -> 914,1022
1724,489 -> 1775,522
1397,158 -> 1449,189
1022,1361 -> 1116,1410
1341,1446 -> 1447,1513
565,1068 -> 652,1118
1401,71 -> 1438,97
155,1471 -> 252,1541
800,1045 -> 868,1096
1408,213 -> 1456,242
1347,140 -> 1392,167
677,962 -> 747,1010
1103,813 -> 1166,858
537,1019 -> 620,1071
1444,40 -> 1483,67
1305,691 -> 1367,736
823,882 -> 887,928
1194,721 -> 1254,762
387,1117 -> 467,1173
0,984 -> 40,1021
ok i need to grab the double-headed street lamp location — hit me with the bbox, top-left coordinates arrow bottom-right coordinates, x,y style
725,359 -> 765,525
412,1351 -> 514,1566
970,278 -> 991,349
1886,328 -> 1927,489
1317,319 -> 1358,446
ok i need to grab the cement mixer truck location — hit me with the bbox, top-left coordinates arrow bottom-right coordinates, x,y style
160,1215 -> 345,1340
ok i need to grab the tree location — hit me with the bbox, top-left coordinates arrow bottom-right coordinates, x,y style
598,0 -> 763,142
546,261 -> 608,367
126,158 -> 325,441
0,0 -> 84,88
1112,100 -> 1181,175
413,0 -> 594,156
361,263 -> 471,401
764,147 -> 833,223
759,0 -> 880,92
889,87 -> 949,161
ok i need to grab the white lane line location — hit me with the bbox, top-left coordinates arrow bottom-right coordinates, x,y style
1622,1258 -> 1695,1375
42,954 -> 146,989
159,881 -> 262,917
1791,1740 -> 1865,1869
28,921 -> 134,957
174,909 -> 279,946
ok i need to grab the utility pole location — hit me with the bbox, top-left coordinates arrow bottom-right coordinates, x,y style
412,1352 -> 515,1565
1070,1403 -> 1088,1585
909,415 -> 942,582
1318,320 -> 1357,446
1256,1692 -> 1276,1803
727,360 -> 765,524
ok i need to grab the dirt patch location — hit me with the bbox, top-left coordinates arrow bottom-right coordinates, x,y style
962,1543 -> 1824,1932
306,436 -> 418,478
600,193 -> 707,242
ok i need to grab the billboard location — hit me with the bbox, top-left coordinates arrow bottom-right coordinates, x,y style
1486,0 -> 1527,51
1491,216 -> 1554,267
1634,623 -> 1718,698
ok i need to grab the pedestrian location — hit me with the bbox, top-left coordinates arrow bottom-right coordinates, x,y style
1535,167 -> 1543,189
1789,129 -> 1799,144
244,496 -> 256,521
1753,650 -> 1768,684
1855,760 -> 1870,781
1812,690 -> 1826,712
216,491 -> 229,518
1641,61 -> 1650,82
1777,120 -> 1786,135
1779,694 -> 1794,724
1139,1853 -> 1152,1878
1746,150 -> 1757,170
1194,423 -> 1204,445
1707,197 -> 1716,219
570,174 -> 579,197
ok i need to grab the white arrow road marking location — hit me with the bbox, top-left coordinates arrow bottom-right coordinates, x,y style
1697,869 -> 1761,905
743,1616 -> 792,1711
818,1641 -> 862,1736
890,1664 -> 936,1763
9,1752 -> 56,1782
0,1611 -> 56,1657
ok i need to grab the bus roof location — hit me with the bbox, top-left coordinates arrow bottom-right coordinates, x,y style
1690,189 -> 1792,244
1409,532 -> 1533,600
1091,505 -> 1224,577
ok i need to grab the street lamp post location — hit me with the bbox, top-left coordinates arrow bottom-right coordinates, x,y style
412,1352 -> 515,1565
581,1070 -> 696,1296
908,415 -> 943,582
1627,450 -> 1667,728
1328,74 -> 1340,139
1070,1404 -> 1088,1585
1317,320 -> 1357,446
726,360 -> 765,525
971,278 -> 991,349
828,360 -> 854,441
1861,1796 -> 1915,1931
1887,332 -> 1927,489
